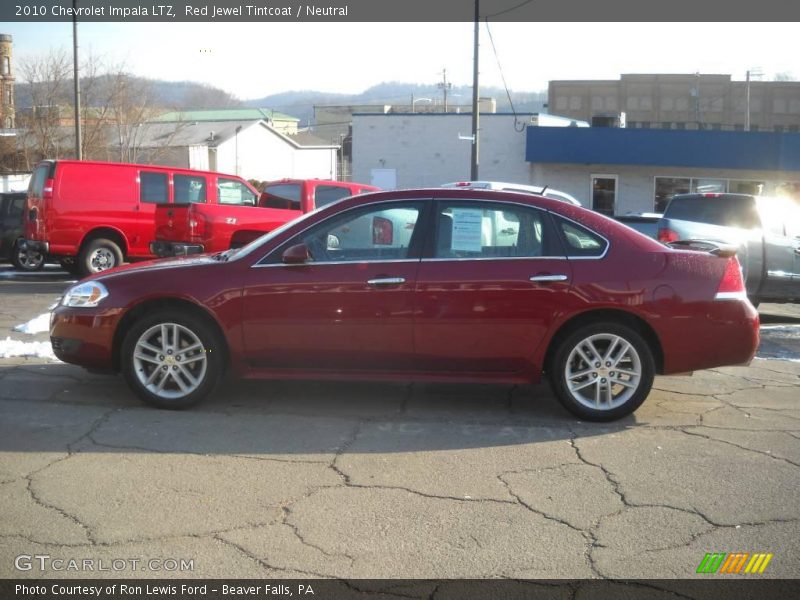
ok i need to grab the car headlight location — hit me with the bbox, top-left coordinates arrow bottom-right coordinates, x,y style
61,281 -> 109,308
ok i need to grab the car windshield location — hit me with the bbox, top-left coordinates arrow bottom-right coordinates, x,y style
224,209 -> 320,262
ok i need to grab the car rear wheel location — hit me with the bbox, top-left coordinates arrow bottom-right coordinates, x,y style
11,242 -> 45,271
79,238 -> 123,276
121,310 -> 224,409
549,322 -> 655,421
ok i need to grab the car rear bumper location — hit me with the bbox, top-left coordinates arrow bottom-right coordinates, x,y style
658,299 -> 760,374
21,239 -> 49,254
150,241 -> 204,257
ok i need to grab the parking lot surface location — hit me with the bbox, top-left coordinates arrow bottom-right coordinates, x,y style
1,266 -> 799,579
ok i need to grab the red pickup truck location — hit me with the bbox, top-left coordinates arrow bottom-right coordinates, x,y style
151,178 -> 379,256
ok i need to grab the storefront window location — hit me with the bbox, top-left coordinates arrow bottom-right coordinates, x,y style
691,178 -> 727,194
654,177 -> 690,212
729,180 -> 764,195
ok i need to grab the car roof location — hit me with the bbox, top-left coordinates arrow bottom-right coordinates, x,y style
441,181 -> 581,205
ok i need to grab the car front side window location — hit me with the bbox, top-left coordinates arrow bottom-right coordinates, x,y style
270,202 -> 425,264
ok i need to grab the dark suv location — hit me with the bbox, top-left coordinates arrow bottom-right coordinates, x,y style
658,193 -> 800,305
0,192 -> 44,271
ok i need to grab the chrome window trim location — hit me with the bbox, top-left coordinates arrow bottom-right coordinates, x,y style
251,198 -> 430,268
253,258 -> 421,269
421,256 -> 567,263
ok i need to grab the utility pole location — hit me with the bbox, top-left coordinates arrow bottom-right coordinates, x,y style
470,0 -> 479,180
72,0 -> 82,159
438,68 -> 452,112
745,68 -> 762,131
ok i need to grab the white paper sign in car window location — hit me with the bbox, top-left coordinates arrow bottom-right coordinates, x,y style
451,209 -> 483,252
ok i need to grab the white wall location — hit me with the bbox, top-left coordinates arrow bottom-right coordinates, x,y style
214,123 -> 337,181
353,114 -> 533,189
0,173 -> 30,192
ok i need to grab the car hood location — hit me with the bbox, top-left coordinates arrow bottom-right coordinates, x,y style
82,254 -> 219,283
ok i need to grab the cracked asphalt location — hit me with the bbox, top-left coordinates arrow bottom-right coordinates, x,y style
1,267 -> 799,580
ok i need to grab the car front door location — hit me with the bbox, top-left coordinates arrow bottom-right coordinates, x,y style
241,200 -> 427,372
413,200 -> 572,376
758,198 -> 798,299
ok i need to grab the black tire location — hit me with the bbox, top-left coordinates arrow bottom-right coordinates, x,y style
121,309 -> 224,409
78,238 -> 123,277
11,241 -> 45,271
548,322 -> 655,422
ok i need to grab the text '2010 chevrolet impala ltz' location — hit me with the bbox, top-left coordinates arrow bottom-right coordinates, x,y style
50,188 -> 759,421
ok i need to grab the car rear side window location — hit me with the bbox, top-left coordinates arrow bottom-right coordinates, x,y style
218,178 -> 257,206
665,195 -> 760,229
553,216 -> 608,257
314,185 -> 352,208
8,197 -> 24,218
140,172 -> 168,203
174,175 -> 207,204
261,184 -> 301,210
28,164 -> 49,198
434,202 -> 557,259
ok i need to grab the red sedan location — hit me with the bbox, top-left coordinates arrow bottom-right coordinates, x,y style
50,188 -> 759,421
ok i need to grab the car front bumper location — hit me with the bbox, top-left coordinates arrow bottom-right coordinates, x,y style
50,306 -> 124,371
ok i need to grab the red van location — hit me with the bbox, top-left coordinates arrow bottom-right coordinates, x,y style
24,160 -> 258,276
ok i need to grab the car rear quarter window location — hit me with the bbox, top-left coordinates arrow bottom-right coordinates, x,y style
174,175 -> 207,204
261,184 -> 301,210
553,216 -> 608,257
140,172 -> 168,203
664,195 -> 760,229
314,185 -> 352,208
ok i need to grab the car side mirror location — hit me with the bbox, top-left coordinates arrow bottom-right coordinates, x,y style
282,243 -> 310,264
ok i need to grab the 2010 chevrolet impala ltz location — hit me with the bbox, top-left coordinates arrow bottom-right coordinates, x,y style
50,188 -> 759,421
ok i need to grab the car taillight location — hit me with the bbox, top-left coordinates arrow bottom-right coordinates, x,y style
42,178 -> 54,199
657,228 -> 679,243
715,257 -> 747,301
188,216 -> 205,242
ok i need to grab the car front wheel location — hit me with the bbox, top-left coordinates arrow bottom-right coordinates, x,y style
549,322 -> 655,421
121,310 -> 224,409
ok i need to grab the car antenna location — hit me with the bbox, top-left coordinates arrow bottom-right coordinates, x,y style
540,185 -> 549,194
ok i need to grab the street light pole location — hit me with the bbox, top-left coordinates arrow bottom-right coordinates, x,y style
470,0 -> 479,180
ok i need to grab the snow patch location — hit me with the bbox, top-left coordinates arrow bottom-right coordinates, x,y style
12,312 -> 51,335
0,337 -> 59,360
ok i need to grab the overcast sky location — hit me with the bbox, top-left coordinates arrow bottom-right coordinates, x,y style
3,22 -> 798,100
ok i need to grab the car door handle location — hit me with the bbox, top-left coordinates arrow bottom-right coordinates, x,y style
529,274 -> 569,282
367,277 -> 406,287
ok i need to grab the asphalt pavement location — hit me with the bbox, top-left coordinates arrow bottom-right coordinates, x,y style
1,265 -> 798,581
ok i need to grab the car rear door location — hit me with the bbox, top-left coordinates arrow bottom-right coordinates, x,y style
413,199 -> 571,376
241,199 -> 429,372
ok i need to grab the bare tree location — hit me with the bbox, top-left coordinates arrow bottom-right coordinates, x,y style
17,48 -> 72,166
